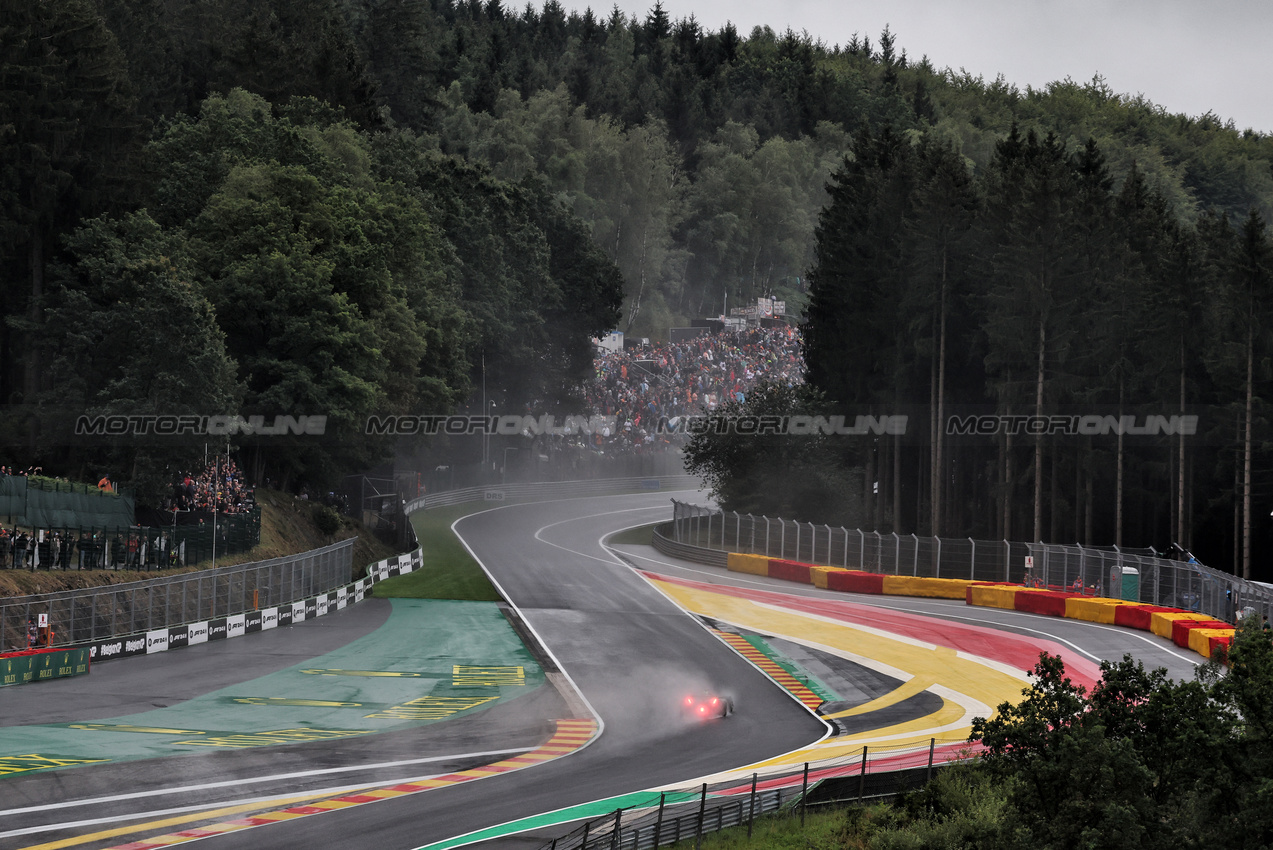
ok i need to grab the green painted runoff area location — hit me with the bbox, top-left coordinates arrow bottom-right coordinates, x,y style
742,636 -> 839,703
0,599 -> 542,776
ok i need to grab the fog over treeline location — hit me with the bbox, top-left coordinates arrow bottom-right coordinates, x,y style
3,0 -> 1271,572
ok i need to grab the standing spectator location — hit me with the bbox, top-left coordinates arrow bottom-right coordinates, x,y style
13,530 -> 29,569
0,528 -> 8,569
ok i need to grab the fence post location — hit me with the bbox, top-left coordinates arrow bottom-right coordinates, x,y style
927,737 -> 936,782
893,532 -> 900,575
764,516 -> 770,556
800,762 -> 809,828
747,773 -> 757,839
858,746 -> 869,801
1004,540 -> 1010,582
581,820 -> 591,850
842,527 -> 849,568
795,522 -> 801,561
912,533 -> 919,576
969,538 -> 975,581
654,792 -> 666,847
860,531 -> 865,570
780,521 -> 786,560
749,515 -> 755,554
694,783 -> 707,850
611,809 -> 621,850
736,512 -> 741,551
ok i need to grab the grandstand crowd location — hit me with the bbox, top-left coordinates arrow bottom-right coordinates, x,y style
167,457 -> 254,514
580,327 -> 803,454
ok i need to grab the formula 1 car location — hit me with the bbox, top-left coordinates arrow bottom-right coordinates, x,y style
683,692 -> 734,719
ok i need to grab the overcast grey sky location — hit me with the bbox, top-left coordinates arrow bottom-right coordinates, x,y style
558,0 -> 1273,135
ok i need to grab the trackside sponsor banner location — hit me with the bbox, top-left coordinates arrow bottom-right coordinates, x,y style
277,606 -> 293,626
208,618 -> 228,641
167,626 -> 189,649
227,614 -> 246,639
261,608 -> 279,630
245,610 -> 263,632
90,637 -> 139,662
336,588 -> 347,609
355,589 -> 364,603
316,596 -> 329,617
304,599 -> 317,619
188,621 -> 209,645
146,629 -> 169,654
293,601 -> 306,623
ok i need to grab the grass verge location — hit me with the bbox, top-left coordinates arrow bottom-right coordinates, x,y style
371,502 -> 502,601
666,806 -> 857,850
605,522 -> 661,546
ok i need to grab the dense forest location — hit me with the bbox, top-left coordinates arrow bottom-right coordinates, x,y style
3,0 -> 1273,570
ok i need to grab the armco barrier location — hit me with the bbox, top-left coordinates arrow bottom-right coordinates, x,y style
1,646 -> 90,686
667,500 -> 1273,626
654,520 -> 1241,661
1,538 -> 355,654
0,476 -> 703,675
82,549 -> 421,664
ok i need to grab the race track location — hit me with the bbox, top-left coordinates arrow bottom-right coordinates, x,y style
0,489 -> 1207,850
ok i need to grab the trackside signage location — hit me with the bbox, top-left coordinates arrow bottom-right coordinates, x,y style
75,546 -> 424,665
146,629 -> 169,654
167,625 -> 189,649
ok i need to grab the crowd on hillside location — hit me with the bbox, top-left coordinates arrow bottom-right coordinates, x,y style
0,465 -> 44,478
578,327 -> 804,454
168,457 -> 254,514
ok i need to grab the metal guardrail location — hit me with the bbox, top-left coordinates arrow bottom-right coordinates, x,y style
666,501 -> 1273,625
538,739 -> 972,850
0,538 -> 355,652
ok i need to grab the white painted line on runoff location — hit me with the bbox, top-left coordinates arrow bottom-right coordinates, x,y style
0,747 -> 532,819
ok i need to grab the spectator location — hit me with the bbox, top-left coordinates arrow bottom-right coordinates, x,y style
13,530 -> 29,570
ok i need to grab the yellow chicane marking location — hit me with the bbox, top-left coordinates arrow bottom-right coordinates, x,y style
363,695 -> 497,720
299,669 -> 423,677
232,697 -> 363,707
67,724 -> 205,735
0,754 -> 109,776
174,729 -> 370,749
451,665 -> 525,686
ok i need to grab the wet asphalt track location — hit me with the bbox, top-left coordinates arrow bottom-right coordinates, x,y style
0,489 -> 1208,849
